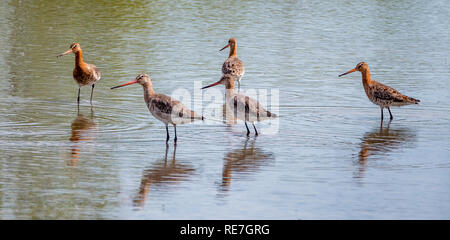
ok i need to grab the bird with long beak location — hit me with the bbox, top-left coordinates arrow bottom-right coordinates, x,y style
111,74 -> 204,143
202,74 -> 277,136
339,62 -> 420,121
58,43 -> 101,105
220,38 -> 245,90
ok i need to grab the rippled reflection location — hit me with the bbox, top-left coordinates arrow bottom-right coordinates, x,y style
355,121 -> 416,178
69,107 -> 97,166
219,137 -> 274,193
133,144 -> 195,208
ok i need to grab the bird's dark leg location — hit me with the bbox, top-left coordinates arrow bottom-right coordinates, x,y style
173,124 -> 177,144
90,84 -> 95,105
252,122 -> 258,136
387,107 -> 393,120
245,122 -> 250,136
77,87 -> 81,105
238,80 -> 240,92
165,125 -> 170,143
380,107 -> 384,122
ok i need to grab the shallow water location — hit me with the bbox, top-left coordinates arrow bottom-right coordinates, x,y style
0,0 -> 449,219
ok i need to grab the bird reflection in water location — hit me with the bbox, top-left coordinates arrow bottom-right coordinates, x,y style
69,107 -> 97,166
219,137 -> 274,193
355,121 -> 415,178
133,144 -> 195,208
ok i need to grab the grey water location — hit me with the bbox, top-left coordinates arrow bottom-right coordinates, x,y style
0,0 -> 449,219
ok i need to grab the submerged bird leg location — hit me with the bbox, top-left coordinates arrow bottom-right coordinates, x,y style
172,141 -> 177,160
165,125 -> 170,142
77,87 -> 81,104
387,107 -> 393,120
90,84 -> 95,105
386,119 -> 392,132
252,122 -> 259,136
163,143 -> 169,162
90,105 -> 94,118
245,122 -> 250,136
174,124 -> 177,143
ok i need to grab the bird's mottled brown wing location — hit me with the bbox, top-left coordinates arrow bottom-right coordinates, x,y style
370,82 -> 419,105
149,94 -> 180,115
150,94 -> 203,124
73,64 -> 101,86
222,56 -> 244,77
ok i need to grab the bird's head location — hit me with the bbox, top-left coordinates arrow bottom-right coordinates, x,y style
220,38 -> 237,51
111,73 -> 151,89
339,62 -> 369,77
57,43 -> 81,57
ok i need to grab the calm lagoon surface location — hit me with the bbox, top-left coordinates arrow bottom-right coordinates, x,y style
0,0 -> 449,219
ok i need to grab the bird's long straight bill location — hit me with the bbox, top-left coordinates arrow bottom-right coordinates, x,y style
338,68 -> 356,77
57,49 -> 73,58
220,44 -> 230,51
111,80 -> 138,89
201,80 -> 222,89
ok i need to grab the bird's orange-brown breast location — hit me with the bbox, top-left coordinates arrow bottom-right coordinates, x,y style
73,63 -> 100,86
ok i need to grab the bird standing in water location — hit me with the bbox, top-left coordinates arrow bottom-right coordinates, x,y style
339,62 -> 420,121
58,43 -> 101,105
202,74 -> 277,136
111,74 -> 203,143
220,38 -> 245,90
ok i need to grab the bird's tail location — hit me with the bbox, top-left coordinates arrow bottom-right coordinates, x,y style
190,115 -> 205,121
408,96 -> 420,104
266,111 -> 278,118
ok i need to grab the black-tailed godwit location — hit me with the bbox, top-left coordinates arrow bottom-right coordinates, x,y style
111,74 -> 203,143
339,62 -> 420,121
220,38 -> 245,90
58,43 -> 101,105
202,74 -> 277,136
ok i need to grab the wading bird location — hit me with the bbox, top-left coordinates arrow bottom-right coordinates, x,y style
339,62 -> 419,121
111,74 -> 203,143
202,74 -> 277,136
220,38 -> 245,90
58,43 -> 101,105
